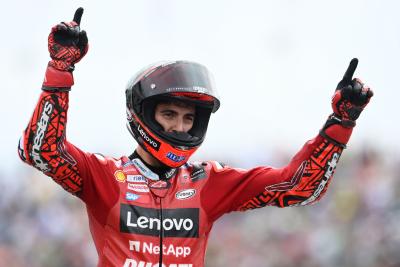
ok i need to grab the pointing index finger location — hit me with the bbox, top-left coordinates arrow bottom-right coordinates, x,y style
343,58 -> 358,81
73,7 -> 84,26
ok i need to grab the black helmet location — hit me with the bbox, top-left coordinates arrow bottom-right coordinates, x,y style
126,60 -> 220,168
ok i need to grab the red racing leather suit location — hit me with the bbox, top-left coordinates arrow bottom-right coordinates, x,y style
18,90 -> 350,267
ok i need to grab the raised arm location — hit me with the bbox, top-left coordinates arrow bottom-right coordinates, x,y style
18,8 -> 89,195
203,59 -> 373,221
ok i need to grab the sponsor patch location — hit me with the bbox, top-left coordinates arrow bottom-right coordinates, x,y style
114,170 -> 126,183
120,204 -> 199,238
175,189 -> 196,200
164,168 -> 177,180
123,161 -> 135,167
128,240 -> 191,258
148,180 -> 170,189
190,163 -> 206,182
132,158 -> 159,180
123,259 -> 192,267
122,166 -> 137,173
126,193 -> 140,201
127,175 -> 147,183
137,124 -> 161,151
166,152 -> 186,163
128,183 -> 150,193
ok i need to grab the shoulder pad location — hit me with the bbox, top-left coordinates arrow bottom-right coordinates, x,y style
93,153 -> 119,166
93,153 -> 108,165
210,161 -> 227,173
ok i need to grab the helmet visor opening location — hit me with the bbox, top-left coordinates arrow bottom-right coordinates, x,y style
142,95 -> 212,148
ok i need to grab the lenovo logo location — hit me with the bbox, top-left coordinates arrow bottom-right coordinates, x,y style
137,124 -> 160,151
120,204 -> 199,238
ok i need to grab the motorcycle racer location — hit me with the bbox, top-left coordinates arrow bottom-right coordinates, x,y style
18,7 -> 373,267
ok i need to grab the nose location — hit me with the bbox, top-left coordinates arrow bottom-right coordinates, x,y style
171,118 -> 185,132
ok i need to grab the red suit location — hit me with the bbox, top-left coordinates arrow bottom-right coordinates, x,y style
19,91 -> 348,267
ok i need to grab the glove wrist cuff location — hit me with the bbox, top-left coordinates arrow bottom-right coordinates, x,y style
42,64 -> 74,91
330,113 -> 356,128
320,114 -> 353,148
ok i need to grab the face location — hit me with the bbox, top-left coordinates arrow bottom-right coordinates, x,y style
154,102 -> 195,133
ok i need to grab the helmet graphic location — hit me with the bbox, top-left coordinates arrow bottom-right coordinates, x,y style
126,61 -> 220,168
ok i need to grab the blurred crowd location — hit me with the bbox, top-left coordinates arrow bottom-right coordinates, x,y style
1,145 -> 399,267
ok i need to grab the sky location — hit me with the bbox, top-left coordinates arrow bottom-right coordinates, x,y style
1,0 -> 399,174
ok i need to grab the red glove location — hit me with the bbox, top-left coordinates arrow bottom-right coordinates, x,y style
331,58 -> 374,127
320,58 -> 374,146
42,7 -> 88,91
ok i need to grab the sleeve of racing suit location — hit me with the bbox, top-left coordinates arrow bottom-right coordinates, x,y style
18,91 -> 118,225
202,129 -> 350,222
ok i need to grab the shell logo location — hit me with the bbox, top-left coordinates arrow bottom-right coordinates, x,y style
114,170 -> 126,183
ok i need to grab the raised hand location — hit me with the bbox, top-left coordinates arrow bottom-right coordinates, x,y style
48,7 -> 89,71
331,58 -> 373,127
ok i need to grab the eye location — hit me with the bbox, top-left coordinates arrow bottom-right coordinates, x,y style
162,111 -> 174,119
184,115 -> 195,122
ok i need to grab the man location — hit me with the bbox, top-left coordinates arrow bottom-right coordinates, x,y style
18,8 -> 373,267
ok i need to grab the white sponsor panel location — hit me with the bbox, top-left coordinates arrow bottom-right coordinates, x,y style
128,183 -> 150,193
128,241 -> 191,258
127,175 -> 147,183
123,259 -> 192,267
175,189 -> 196,200
132,158 -> 159,180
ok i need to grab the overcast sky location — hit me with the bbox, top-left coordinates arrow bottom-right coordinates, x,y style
2,0 -> 399,173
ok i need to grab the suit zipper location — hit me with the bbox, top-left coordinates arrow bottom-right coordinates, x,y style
159,197 -> 164,267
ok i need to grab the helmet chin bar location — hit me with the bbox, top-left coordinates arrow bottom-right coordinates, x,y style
163,131 -> 200,144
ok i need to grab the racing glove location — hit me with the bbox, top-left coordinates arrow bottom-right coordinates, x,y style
42,7 -> 88,91
320,58 -> 374,147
